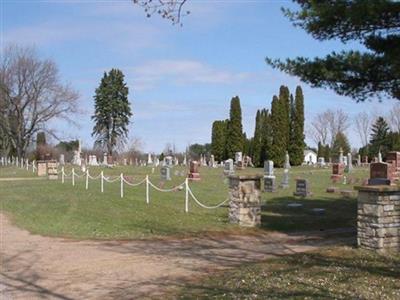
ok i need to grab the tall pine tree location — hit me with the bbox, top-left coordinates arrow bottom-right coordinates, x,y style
369,116 -> 390,156
289,86 -> 305,165
279,85 -> 291,148
211,120 -> 227,162
270,95 -> 287,167
226,96 -> 243,158
331,131 -> 351,158
92,69 -> 132,156
252,110 -> 262,167
260,109 -> 272,164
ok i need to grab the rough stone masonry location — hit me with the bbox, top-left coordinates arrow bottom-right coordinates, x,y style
228,175 -> 262,227
355,185 -> 400,252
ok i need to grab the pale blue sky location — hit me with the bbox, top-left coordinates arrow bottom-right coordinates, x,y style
2,0 -> 397,152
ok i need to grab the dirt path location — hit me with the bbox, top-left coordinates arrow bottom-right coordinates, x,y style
0,214 -> 355,299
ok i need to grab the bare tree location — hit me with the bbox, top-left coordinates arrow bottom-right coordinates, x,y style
0,45 -> 79,157
132,0 -> 189,25
388,102 -> 400,133
325,109 -> 350,146
354,112 -> 372,147
309,112 -> 329,146
309,109 -> 350,147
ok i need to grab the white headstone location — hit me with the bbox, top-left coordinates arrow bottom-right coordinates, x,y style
59,154 -> 65,165
264,160 -> 274,177
284,151 -> 291,169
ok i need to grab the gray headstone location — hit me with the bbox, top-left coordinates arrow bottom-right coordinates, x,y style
160,166 -> 171,181
280,168 -> 289,188
264,176 -> 276,192
264,160 -> 274,177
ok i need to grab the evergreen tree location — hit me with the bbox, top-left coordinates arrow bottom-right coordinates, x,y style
369,116 -> 390,156
267,1 -> 400,101
260,109 -> 272,164
331,131 -> 351,158
323,144 -> 331,162
92,69 -> 132,156
288,86 -> 305,165
387,132 -> 400,153
36,132 -> 46,148
211,120 -> 227,162
317,142 -> 323,158
270,95 -> 286,167
243,133 -> 252,157
279,86 -> 291,148
252,110 -> 262,167
226,96 -> 243,158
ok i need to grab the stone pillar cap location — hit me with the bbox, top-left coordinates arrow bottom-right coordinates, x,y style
228,175 -> 263,180
354,185 -> 400,192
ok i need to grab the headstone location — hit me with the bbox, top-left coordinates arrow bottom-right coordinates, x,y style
339,147 -> 344,164
357,154 -> 361,167
331,163 -> 344,180
284,151 -> 291,169
368,162 -> 395,185
280,168 -> 289,189
147,153 -> 153,165
264,160 -> 274,177
47,161 -> 58,180
174,157 -> 179,166
293,179 -> 311,197
223,159 -> 234,176
244,155 -> 254,167
37,161 -> 47,177
182,155 -> 187,166
165,156 -> 173,167
378,150 -> 383,163
59,154 -> 65,166
160,166 -> 171,181
317,157 -> 325,167
343,156 -> 348,166
154,157 -> 160,167
228,175 -> 262,227
364,156 -> 369,165
263,160 -> 276,192
210,155 -> 215,168
188,161 -> 201,181
103,153 -> 108,166
71,150 -> 81,166
235,152 -> 244,169
386,151 -> 400,170
345,153 -> 353,173
88,155 -> 99,166
123,158 -> 127,166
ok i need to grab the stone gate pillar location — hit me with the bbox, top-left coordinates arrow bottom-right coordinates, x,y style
355,185 -> 400,252
228,175 -> 262,227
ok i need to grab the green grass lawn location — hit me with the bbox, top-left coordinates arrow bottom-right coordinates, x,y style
177,246 -> 400,299
0,164 -> 369,239
0,165 -> 37,178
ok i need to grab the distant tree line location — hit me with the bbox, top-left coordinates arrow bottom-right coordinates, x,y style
210,86 -> 305,167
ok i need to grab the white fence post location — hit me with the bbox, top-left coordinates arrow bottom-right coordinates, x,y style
62,167 -> 65,184
101,171 -> 104,193
86,170 -> 89,190
120,173 -> 124,198
185,178 -> 189,213
72,168 -> 75,186
146,175 -> 149,204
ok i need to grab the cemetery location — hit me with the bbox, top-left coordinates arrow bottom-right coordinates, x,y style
2,1 -> 400,299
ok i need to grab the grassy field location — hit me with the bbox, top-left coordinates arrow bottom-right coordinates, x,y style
0,164 -> 369,239
177,246 -> 400,299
